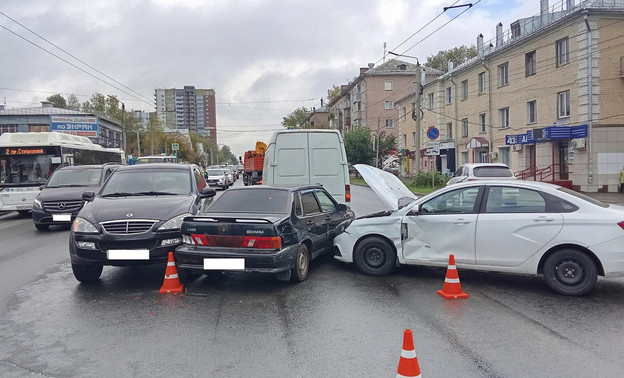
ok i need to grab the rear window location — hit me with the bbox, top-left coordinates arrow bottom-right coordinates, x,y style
47,168 -> 102,187
207,189 -> 290,213
208,169 -> 223,175
473,166 -> 514,177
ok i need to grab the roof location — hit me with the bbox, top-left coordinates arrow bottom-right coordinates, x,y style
0,105 -> 89,116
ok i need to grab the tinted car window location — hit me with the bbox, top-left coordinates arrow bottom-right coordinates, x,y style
485,187 -> 546,213
207,189 -> 289,213
101,169 -> 191,195
473,166 -> 514,177
193,168 -> 206,191
314,189 -> 336,213
207,169 -> 224,176
47,168 -> 102,186
301,190 -> 321,215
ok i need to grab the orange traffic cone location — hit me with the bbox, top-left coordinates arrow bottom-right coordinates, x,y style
437,254 -> 468,299
159,252 -> 184,294
397,329 -> 421,378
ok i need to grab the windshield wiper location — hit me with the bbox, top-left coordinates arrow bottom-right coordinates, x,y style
101,192 -> 144,197
134,191 -> 179,196
57,184 -> 90,187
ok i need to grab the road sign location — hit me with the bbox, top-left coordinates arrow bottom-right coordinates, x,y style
172,143 -> 179,151
425,148 -> 440,156
426,126 -> 439,141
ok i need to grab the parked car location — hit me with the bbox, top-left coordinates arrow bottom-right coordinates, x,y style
446,163 -> 516,186
174,185 -> 354,283
32,164 -> 120,231
205,168 -> 229,190
69,163 -> 214,283
334,164 -> 624,296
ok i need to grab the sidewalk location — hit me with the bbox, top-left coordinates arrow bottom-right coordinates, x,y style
582,191 -> 624,205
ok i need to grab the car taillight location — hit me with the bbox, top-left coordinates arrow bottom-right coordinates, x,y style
345,184 -> 351,202
618,221 -> 624,231
190,234 -> 281,249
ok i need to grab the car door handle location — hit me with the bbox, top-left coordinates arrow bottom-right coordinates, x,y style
533,216 -> 555,222
306,220 -> 314,226
325,216 -> 332,221
453,218 -> 471,224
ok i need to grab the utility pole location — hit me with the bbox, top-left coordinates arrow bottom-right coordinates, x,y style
413,62 -> 422,175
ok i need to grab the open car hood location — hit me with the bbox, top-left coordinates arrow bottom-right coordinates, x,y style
354,164 -> 418,210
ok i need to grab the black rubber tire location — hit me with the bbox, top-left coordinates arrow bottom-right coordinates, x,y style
543,249 -> 597,296
35,223 -> 49,231
291,244 -> 310,283
71,263 -> 103,283
353,236 -> 396,276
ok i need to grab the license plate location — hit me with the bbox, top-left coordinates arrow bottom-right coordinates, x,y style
203,258 -> 245,270
16,205 -> 31,210
52,214 -> 72,222
107,249 -> 150,260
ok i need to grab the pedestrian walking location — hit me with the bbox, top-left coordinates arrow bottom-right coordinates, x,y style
619,166 -> 624,193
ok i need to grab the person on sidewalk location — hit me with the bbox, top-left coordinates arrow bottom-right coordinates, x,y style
620,166 -> 624,193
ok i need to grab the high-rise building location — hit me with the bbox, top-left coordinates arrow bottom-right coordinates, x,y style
154,86 -> 217,143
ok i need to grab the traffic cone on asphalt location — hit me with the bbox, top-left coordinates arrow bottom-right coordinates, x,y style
437,254 -> 468,299
397,329 -> 421,378
159,252 -> 184,294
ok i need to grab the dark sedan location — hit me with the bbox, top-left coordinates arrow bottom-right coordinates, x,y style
174,185 -> 354,283
69,163 -> 214,283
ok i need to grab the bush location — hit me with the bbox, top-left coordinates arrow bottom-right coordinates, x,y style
411,171 -> 449,188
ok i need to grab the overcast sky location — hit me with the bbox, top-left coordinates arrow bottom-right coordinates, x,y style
1,0 -> 541,158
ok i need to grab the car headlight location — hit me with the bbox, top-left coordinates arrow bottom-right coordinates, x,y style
72,217 -> 99,233
157,213 -> 191,231
33,198 -> 42,210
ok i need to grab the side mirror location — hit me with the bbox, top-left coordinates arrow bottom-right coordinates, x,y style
200,187 -> 217,198
39,185 -> 45,190
336,203 -> 348,212
407,204 -> 421,216
82,191 -> 95,202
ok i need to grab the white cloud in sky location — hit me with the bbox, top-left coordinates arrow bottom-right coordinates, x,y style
1,0 -> 544,157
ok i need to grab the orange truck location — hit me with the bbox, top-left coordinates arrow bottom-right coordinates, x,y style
242,141 -> 266,186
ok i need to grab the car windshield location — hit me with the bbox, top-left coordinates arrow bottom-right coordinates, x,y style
206,189 -> 290,213
46,168 -> 102,187
473,166 -> 514,177
207,169 -> 223,176
100,169 -> 191,196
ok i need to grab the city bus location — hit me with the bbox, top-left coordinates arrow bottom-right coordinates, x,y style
133,155 -> 178,164
0,132 -> 125,214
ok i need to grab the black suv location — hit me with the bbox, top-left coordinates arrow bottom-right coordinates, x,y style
32,164 -> 120,231
69,163 -> 214,283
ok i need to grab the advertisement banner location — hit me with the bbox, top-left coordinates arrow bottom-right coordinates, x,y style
50,116 -> 99,138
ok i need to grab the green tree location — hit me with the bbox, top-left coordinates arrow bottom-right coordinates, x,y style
326,85 -> 341,103
81,93 -> 107,115
281,107 -> 310,129
344,127 -> 374,166
425,45 -> 477,72
375,130 -> 397,168
67,94 -> 81,111
46,93 -> 67,109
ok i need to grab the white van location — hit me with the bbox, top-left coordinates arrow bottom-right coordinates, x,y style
263,129 -> 351,204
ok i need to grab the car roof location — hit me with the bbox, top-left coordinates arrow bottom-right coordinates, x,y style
460,163 -> 511,168
117,163 -> 194,171
445,179 -> 560,190
226,184 -> 325,193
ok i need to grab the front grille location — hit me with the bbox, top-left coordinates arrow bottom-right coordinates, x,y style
98,240 -> 158,251
101,220 -> 157,234
43,200 -> 84,213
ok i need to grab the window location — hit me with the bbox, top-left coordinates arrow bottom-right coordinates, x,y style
402,134 -> 407,147
499,107 -> 510,128
301,191 -> 321,215
498,62 -> 509,86
478,72 -> 486,94
385,119 -> 394,128
412,132 -> 416,146
556,37 -> 569,66
314,189 -> 336,213
384,101 -> 394,110
525,51 -> 536,76
446,87 -> 452,104
479,113 -> 486,133
420,187 -> 480,214
499,147 -> 510,166
461,80 -> 468,100
558,90 -> 570,118
384,80 -> 393,90
485,187 -> 546,213
527,100 -> 537,124
428,93 -> 434,109
446,122 -> 453,139
461,151 -> 469,164
461,118 -> 468,137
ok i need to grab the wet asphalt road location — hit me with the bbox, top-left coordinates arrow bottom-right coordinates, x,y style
1,182 -> 624,377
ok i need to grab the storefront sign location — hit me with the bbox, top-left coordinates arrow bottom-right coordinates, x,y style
50,116 -> 99,138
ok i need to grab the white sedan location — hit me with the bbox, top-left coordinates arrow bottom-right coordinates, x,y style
334,165 -> 624,296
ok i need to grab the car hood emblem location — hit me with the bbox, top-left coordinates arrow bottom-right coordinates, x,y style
58,202 -> 66,210
126,213 -> 134,217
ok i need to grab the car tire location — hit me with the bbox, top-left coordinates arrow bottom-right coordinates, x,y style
71,263 -> 103,283
291,244 -> 310,283
35,223 -> 49,231
543,249 -> 597,296
354,236 -> 396,276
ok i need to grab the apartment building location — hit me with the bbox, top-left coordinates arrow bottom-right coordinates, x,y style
328,60 -> 441,140
154,86 -> 217,144
398,0 -> 624,192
